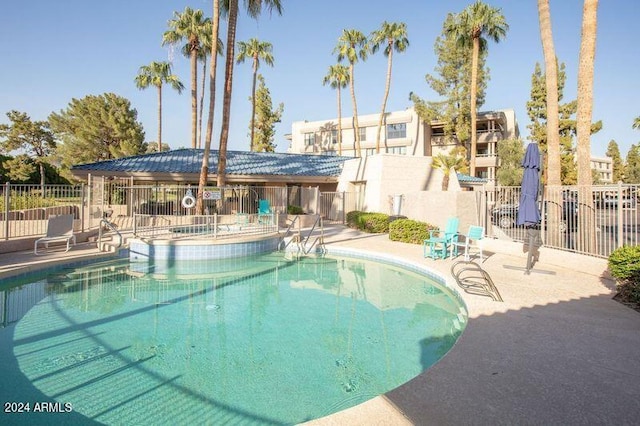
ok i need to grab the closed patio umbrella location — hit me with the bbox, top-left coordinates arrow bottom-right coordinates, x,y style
517,143 -> 541,226
518,143 -> 542,274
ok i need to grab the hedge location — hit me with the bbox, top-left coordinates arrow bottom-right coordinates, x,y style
346,211 -> 389,233
389,219 -> 439,244
608,245 -> 640,305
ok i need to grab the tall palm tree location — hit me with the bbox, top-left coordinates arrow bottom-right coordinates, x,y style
217,0 -> 283,187
370,21 -> 409,154
634,117 -> 640,129
162,7 -> 211,149
576,0 -> 599,252
537,0 -> 562,247
134,61 -> 184,153
446,1 -> 508,177
196,0 -> 223,215
322,64 -> 350,156
334,29 -> 368,158
236,38 -> 275,151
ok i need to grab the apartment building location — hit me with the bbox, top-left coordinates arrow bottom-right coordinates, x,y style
590,156 -> 613,184
287,107 -> 519,186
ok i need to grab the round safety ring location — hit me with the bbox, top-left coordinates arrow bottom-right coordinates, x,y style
181,194 -> 196,209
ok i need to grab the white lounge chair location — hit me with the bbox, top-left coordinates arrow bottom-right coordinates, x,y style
34,214 -> 76,255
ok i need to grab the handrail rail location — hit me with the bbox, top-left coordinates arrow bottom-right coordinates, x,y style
98,218 -> 123,249
301,215 -> 324,254
278,215 -> 300,251
279,214 -> 324,255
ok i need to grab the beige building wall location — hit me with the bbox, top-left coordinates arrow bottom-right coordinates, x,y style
288,108 -> 428,158
590,156 -> 613,183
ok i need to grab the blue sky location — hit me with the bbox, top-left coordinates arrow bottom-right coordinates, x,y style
1,0 -> 638,158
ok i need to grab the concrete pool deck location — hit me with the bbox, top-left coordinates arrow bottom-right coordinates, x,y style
1,225 -> 640,425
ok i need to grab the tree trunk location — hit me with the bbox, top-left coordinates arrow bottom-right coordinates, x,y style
190,47 -> 198,149
376,43 -> 393,154
469,37 -> 480,177
39,162 -> 46,194
349,64 -> 361,157
217,0 -> 238,187
576,0 -> 598,253
337,87 -> 342,156
538,0 -> 562,246
197,0 -> 220,214
250,58 -> 258,151
198,61 -> 207,149
157,85 -> 163,153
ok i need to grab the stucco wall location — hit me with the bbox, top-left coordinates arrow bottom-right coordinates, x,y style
338,154 -> 445,213
336,153 -> 481,230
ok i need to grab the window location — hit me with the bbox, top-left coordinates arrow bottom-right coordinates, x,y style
388,146 -> 407,155
304,132 -> 315,146
386,123 -> 406,139
359,127 -> 367,142
331,129 -> 338,144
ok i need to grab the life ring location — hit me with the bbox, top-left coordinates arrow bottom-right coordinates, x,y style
181,192 -> 196,209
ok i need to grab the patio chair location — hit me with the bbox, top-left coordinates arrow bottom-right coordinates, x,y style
423,217 -> 459,259
258,199 -> 273,224
34,214 -> 76,255
450,225 -> 485,262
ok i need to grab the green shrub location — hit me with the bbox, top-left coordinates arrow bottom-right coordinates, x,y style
346,210 -> 389,233
608,245 -> 640,305
389,219 -> 438,244
287,205 -> 304,215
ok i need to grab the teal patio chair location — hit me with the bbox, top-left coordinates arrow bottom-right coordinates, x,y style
450,225 -> 485,262
423,217 -> 459,259
258,199 -> 273,224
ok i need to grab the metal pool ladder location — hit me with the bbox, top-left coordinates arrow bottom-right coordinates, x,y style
450,260 -> 503,302
98,218 -> 123,251
279,215 -> 325,255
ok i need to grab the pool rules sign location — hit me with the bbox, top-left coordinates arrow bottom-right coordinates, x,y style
203,188 -> 222,200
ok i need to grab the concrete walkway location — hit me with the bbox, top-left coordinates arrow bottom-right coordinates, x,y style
308,226 -> 640,425
1,226 -> 639,425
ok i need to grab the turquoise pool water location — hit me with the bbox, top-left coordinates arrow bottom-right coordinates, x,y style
0,253 -> 466,425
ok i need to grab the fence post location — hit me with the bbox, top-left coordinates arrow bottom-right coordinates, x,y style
341,191 -> 346,224
617,181 -> 624,249
81,183 -> 86,233
3,182 -> 9,240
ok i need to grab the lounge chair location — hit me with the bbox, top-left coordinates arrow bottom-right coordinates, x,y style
258,199 -> 273,224
34,214 -> 76,255
423,217 -> 459,259
450,225 -> 485,262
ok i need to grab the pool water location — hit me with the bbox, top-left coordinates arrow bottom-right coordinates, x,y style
0,253 -> 466,425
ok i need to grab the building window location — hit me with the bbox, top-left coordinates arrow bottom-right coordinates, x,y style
359,127 -> 367,142
304,132 -> 315,146
388,146 -> 407,155
331,129 -> 338,144
386,123 -> 406,139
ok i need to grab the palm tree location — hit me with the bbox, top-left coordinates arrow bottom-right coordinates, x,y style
217,0 -> 283,187
576,0 -> 599,252
432,151 -> 467,191
334,29 -> 368,158
134,61 -> 184,153
162,7 -> 211,149
370,21 -> 409,154
322,64 -> 350,156
446,1 -> 508,177
236,38 -> 275,151
633,117 -> 640,130
196,0 -> 223,215
537,0 -> 562,247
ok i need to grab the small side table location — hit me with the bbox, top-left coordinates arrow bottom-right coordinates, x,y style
423,237 -> 449,259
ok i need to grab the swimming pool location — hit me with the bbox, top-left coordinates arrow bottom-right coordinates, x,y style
0,252 -> 466,424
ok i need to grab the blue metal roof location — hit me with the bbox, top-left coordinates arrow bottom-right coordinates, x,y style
456,173 -> 487,183
71,149 -> 349,177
